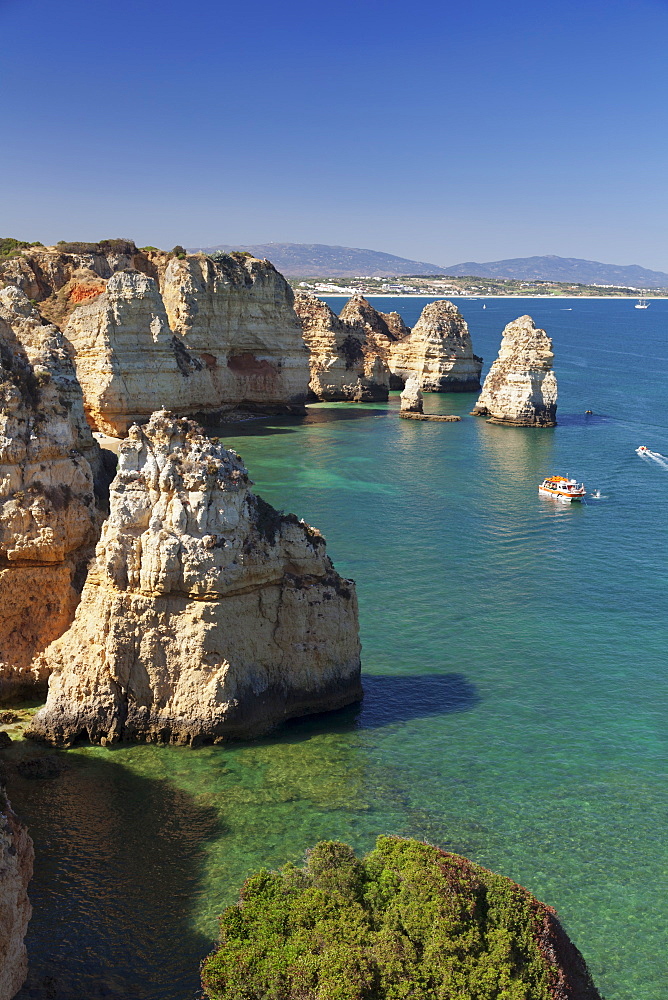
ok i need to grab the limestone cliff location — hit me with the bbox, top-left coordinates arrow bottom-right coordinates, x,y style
299,294 -> 482,399
389,300 -> 482,391
472,315 -> 557,426
0,242 -> 310,435
0,286 -> 100,697
294,292 -> 389,401
0,787 -> 33,1000
28,412 -> 362,746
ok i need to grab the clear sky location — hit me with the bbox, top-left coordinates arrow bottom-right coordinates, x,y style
2,0 -> 667,268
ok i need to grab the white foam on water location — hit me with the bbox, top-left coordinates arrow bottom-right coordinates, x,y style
636,447 -> 668,468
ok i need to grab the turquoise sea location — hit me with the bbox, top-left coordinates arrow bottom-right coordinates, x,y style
7,297 -> 668,999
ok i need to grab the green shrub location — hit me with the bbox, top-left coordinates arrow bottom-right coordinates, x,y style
202,836 -> 599,1000
0,238 -> 43,258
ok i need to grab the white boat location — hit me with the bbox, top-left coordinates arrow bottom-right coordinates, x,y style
635,295 -> 649,309
539,475 -> 586,501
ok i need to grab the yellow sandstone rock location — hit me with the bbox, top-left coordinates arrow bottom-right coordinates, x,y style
28,412 -> 362,747
472,315 -> 557,426
0,286 -> 100,696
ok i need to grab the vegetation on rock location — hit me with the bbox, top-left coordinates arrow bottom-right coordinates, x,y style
0,238 -> 43,259
201,836 -> 601,1000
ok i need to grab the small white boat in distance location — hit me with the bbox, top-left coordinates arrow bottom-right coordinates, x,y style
635,295 -> 649,309
539,475 -> 586,501
636,445 -> 649,455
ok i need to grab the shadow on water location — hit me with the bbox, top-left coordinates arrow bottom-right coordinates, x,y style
281,673 -> 479,739
211,404 -> 389,439
4,747 -> 222,1000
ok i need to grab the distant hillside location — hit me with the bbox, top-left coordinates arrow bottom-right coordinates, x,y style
187,242 -> 450,277
187,243 -> 668,287
443,255 -> 668,289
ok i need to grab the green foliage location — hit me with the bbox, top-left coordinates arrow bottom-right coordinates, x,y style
0,238 -> 43,258
202,836 -> 556,1000
53,238 -> 136,255
170,244 -> 188,259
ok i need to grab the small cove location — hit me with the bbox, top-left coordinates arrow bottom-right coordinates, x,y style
7,297 -> 668,1000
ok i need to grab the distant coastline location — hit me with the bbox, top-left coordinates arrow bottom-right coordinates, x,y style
316,293 -> 668,300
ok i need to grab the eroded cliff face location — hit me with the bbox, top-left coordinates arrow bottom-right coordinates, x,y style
472,315 -> 557,426
298,293 -> 482,399
389,300 -> 482,391
0,286 -> 100,696
0,242 -> 310,436
294,293 -> 390,401
28,412 -> 362,747
0,787 -> 33,1000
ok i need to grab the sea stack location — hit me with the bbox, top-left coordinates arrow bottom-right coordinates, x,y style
0,286 -> 101,697
471,315 -> 557,426
28,411 -> 362,747
294,292 -> 390,401
390,300 -> 482,391
0,786 -> 33,1000
400,377 -> 423,413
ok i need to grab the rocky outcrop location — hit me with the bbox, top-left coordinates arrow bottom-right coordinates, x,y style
1,242 -> 310,436
472,315 -> 557,426
389,300 -> 482,391
28,411 -> 362,747
400,377 -> 423,413
0,787 -> 33,1000
298,293 -> 482,400
294,293 -> 389,401
0,286 -> 101,697
398,377 -> 460,419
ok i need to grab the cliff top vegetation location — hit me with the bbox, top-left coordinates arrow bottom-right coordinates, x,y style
201,835 -> 601,1000
0,238 -> 44,259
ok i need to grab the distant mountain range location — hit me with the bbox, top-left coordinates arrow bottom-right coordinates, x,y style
443,255 -> 668,288
187,242 -> 450,277
187,242 -> 668,288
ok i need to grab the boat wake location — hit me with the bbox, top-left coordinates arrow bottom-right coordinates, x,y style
636,447 -> 668,468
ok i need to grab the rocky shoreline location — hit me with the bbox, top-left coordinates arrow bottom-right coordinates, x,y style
0,238 -> 589,999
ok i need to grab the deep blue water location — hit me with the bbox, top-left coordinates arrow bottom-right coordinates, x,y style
7,297 -> 668,1000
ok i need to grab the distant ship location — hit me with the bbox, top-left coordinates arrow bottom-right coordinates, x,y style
635,294 -> 649,309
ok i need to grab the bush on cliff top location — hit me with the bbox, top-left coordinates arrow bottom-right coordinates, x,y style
0,237 -> 43,258
202,836 -> 594,1000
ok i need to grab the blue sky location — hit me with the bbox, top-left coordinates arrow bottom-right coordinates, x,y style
2,0 -> 667,268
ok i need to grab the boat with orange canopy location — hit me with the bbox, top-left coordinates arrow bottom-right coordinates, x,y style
538,475 -> 586,501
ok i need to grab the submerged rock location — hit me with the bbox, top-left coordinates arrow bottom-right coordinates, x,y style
28,411 -> 361,747
0,786 -> 33,1000
201,836 -> 603,1000
0,286 -> 101,697
472,315 -> 557,426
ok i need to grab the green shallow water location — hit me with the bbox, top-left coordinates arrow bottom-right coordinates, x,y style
8,297 -> 668,999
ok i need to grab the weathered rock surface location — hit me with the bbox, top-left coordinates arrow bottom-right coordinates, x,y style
472,315 -> 557,426
299,294 -> 482,399
400,377 -> 423,413
0,286 -> 101,697
295,293 -> 389,401
389,300 -> 482,391
28,412 -> 362,746
0,242 -> 310,436
0,786 -> 33,1000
